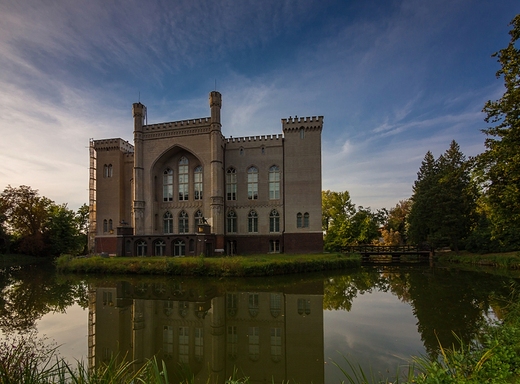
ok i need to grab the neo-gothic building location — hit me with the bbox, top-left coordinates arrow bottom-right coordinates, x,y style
88,91 -> 323,256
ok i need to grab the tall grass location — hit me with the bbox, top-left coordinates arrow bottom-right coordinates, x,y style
56,253 -> 360,276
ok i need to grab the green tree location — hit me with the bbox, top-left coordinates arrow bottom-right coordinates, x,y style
0,185 -> 53,255
45,204 -> 81,256
478,14 -> 520,249
408,142 -> 476,251
322,190 -> 382,250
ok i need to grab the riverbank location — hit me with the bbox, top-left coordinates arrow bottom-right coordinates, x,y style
55,253 -> 360,276
436,250 -> 520,269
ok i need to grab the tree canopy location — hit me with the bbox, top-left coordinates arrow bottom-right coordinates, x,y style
0,185 -> 87,256
478,14 -> 520,249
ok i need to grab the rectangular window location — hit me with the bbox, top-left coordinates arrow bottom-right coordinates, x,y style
179,326 -> 189,363
195,328 -> 203,361
194,167 -> 203,200
271,327 -> 282,359
163,326 -> 174,357
269,240 -> 280,253
226,170 -> 237,200
248,327 -> 259,360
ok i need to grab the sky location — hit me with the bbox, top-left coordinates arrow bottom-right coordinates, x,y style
1,0 -> 519,212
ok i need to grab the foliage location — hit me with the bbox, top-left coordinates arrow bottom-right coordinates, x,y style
56,253 -> 360,276
477,14 -> 520,251
408,141 -> 477,251
0,185 -> 87,256
322,190 -> 383,251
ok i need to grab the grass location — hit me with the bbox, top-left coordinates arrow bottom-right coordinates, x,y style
55,253 -> 360,276
437,250 -> 520,269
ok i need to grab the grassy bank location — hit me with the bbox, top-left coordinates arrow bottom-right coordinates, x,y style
55,253 -> 360,276
436,250 -> 520,269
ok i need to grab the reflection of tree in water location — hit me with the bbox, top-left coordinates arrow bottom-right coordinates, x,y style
0,263 -> 88,333
323,265 -> 517,358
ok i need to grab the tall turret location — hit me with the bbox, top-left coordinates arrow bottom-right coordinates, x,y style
132,102 -> 146,235
208,91 -> 224,246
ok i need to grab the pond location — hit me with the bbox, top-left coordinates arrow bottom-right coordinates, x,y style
0,262 -> 518,383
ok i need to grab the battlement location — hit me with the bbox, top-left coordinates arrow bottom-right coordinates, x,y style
144,117 -> 211,132
281,116 -> 323,132
94,138 -> 134,153
225,134 -> 283,144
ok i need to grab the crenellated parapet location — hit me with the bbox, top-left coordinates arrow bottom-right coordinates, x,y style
282,116 -> 323,132
144,117 -> 211,131
94,138 -> 134,153
225,134 -> 283,144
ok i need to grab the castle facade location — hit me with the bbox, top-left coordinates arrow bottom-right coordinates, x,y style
88,91 -> 323,256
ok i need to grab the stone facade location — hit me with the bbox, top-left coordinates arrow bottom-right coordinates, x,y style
89,91 -> 323,256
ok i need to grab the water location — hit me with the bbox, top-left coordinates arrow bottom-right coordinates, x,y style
0,262 -> 517,383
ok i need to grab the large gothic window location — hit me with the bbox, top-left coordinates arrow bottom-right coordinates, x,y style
226,168 -> 237,200
163,168 -> 173,202
178,210 -> 189,234
247,166 -> 258,200
174,239 -> 185,256
178,157 -> 189,201
268,165 -> 280,200
163,212 -> 173,234
194,165 -> 203,200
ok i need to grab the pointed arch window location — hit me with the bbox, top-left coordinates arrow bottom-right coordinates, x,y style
178,211 -> 189,234
248,210 -> 258,233
179,157 -> 189,201
194,165 -> 203,200
174,239 -> 185,256
303,212 -> 310,228
108,219 -> 113,232
163,168 -> 173,202
297,212 -> 303,228
136,240 -> 147,257
154,240 -> 166,256
268,165 -> 280,200
103,219 -> 108,233
247,166 -> 258,200
163,212 -> 173,234
227,210 -> 237,233
226,168 -> 237,200
269,209 -> 280,233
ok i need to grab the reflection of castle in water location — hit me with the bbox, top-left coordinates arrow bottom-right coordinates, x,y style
88,279 -> 324,383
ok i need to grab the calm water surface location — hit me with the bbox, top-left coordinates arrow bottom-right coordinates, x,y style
0,262 -> 517,383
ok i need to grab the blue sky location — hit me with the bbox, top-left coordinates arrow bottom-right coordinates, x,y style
0,0 -> 518,211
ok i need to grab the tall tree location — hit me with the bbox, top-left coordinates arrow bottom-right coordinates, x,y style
479,14 -> 520,249
408,143 -> 476,251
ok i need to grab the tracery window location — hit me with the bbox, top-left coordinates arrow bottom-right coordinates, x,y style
269,240 -> 280,253
163,168 -> 173,202
269,209 -> 280,233
163,212 -> 173,234
248,210 -> 258,233
136,240 -> 147,256
247,166 -> 258,200
297,298 -> 311,315
103,164 -> 113,178
154,240 -> 166,256
226,168 -> 237,200
194,165 -> 203,200
227,210 -> 237,233
268,165 -> 280,200
174,239 -> 185,256
178,157 -> 188,201
178,210 -> 188,234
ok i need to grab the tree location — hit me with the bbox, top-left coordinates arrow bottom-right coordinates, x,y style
0,185 -> 53,255
0,185 -> 87,256
478,14 -> 520,249
408,142 -> 476,251
322,190 -> 382,251
382,199 -> 411,245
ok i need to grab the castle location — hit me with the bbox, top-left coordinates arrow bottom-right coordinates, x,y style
88,91 -> 323,256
